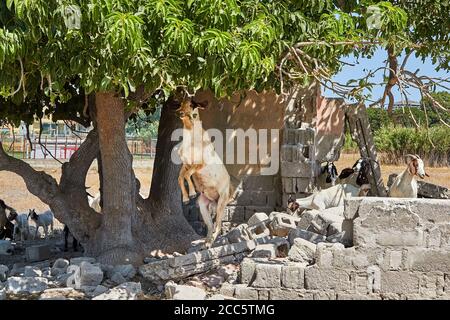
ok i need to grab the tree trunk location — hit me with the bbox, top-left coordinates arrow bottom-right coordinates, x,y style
0,92 -> 199,265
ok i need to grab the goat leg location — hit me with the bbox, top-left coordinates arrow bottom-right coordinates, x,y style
178,165 -> 191,204
208,194 -> 228,246
198,194 -> 214,243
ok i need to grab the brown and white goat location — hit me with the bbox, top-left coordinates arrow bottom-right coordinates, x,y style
389,154 -> 429,198
176,100 -> 234,247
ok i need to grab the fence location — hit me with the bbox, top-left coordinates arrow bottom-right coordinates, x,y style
0,132 -> 157,160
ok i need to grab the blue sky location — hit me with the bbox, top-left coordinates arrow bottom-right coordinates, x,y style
323,47 -> 449,105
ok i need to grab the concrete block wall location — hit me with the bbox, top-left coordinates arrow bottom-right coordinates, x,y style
224,197 -> 450,300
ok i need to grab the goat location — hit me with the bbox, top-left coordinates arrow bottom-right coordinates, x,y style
289,183 -> 371,212
63,225 -> 79,252
316,162 -> 338,189
176,99 -> 236,247
8,211 -> 30,241
389,154 -> 429,198
337,157 -> 372,187
28,209 -> 54,239
0,199 -> 15,240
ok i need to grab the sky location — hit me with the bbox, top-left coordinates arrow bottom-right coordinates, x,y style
323,47 -> 449,105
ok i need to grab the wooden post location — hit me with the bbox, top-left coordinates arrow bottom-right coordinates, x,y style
345,103 -> 387,196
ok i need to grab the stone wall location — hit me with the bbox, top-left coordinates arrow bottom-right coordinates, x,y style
222,197 -> 450,300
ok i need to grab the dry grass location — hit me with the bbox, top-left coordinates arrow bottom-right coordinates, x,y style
336,153 -> 450,189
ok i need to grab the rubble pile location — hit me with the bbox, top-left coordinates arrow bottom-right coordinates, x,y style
0,256 -> 143,300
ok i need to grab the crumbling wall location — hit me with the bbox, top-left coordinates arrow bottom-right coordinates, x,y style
222,197 -> 450,300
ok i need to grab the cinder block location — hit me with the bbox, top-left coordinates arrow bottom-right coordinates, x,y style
240,258 -> 256,284
269,288 -> 314,300
242,176 -> 275,192
234,285 -> 258,299
280,161 -> 314,178
246,222 -> 271,240
26,245 -> 51,262
304,266 -> 351,291
281,145 -> 293,162
281,264 -> 306,289
226,206 -> 245,223
288,228 -> 327,245
244,206 -> 273,220
381,271 -> 420,294
252,263 -> 282,288
406,248 -> 450,272
251,191 -> 268,206
269,212 -> 298,237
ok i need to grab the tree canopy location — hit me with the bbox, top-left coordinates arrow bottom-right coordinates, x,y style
2,0 -> 447,123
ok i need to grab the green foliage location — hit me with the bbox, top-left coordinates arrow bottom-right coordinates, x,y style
0,0 -> 447,125
374,126 -> 450,166
126,108 -> 161,141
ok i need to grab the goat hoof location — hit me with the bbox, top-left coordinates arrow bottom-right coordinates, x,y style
189,192 -> 200,200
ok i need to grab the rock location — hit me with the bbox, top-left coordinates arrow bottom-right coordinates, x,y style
25,244 -> 51,262
288,238 -> 317,263
53,258 -> 70,270
216,264 -> 239,281
24,266 -> 42,277
0,287 -> 5,300
0,240 -> 13,255
226,224 -> 250,243
112,264 -> 136,280
164,280 -> 177,298
201,274 -> 225,288
70,257 -> 96,266
91,285 -> 109,297
92,282 -> 142,300
0,264 -> 9,282
288,228 -> 327,245
171,285 -> 207,300
6,277 -> 48,294
111,272 -> 127,285
74,262 -> 103,288
247,212 -> 269,226
39,288 -> 85,300
51,267 -> 66,277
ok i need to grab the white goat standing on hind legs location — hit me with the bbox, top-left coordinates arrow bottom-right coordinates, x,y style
389,154 -> 429,198
28,209 -> 54,239
176,99 -> 237,248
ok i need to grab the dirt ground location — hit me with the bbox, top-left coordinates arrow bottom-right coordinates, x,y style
0,153 -> 448,218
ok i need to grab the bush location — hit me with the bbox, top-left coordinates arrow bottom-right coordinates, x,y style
374,126 -> 450,166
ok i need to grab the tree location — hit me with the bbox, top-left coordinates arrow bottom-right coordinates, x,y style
0,0 -> 447,264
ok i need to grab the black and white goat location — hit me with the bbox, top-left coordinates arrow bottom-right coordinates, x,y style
338,157 -> 372,187
28,209 -> 54,239
317,162 -> 339,189
8,211 -> 30,241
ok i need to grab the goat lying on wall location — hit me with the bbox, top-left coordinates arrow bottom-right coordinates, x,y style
176,99 -> 236,247
389,154 -> 429,198
289,183 -> 371,212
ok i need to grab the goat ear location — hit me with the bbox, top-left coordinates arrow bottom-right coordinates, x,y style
339,168 -> 354,179
404,154 -> 416,164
